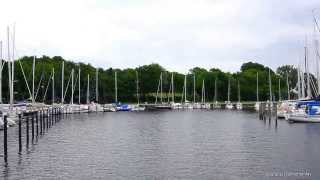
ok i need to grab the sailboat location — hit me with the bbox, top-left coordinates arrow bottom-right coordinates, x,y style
114,71 -> 132,111
131,71 -> 145,111
181,74 -> 193,109
212,78 -> 221,109
254,72 -> 260,111
169,73 -> 181,109
154,72 -> 171,109
236,80 -> 243,110
192,75 -> 201,109
225,78 -> 233,109
89,68 -> 104,112
200,79 -> 210,109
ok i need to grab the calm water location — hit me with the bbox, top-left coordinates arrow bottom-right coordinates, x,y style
0,110 -> 319,179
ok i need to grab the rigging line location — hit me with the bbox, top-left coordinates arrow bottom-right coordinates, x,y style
42,72 -> 53,102
34,72 -> 45,100
63,71 -> 72,100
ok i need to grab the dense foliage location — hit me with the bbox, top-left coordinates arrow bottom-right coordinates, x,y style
0,56 -> 299,104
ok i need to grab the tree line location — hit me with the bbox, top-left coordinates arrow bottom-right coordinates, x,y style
0,56 -> 299,104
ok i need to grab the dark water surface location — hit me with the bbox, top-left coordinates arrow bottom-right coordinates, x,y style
0,110 -> 319,179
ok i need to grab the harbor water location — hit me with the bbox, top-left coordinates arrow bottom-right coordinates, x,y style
1,110 -> 319,179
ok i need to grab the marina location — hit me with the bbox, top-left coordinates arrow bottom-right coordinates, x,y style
1,0 -> 320,179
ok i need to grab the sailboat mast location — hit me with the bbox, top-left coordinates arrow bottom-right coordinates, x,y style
160,72 -> 163,103
32,56 -> 35,104
86,74 -> 90,104
52,68 -> 55,104
136,71 -> 139,105
278,78 -> 281,101
171,73 -> 174,103
11,24 -> 15,108
0,41 -> 2,104
256,72 -> 259,102
297,66 -> 301,99
78,66 -> 80,104
201,79 -> 204,103
115,71 -> 118,103
186,76 -> 188,103
214,78 -> 217,102
7,26 -> 12,109
193,75 -> 196,103
71,69 -> 74,104
96,69 -> 98,103
305,43 -> 311,98
227,78 -> 230,102
286,72 -> 290,100
61,61 -> 64,104
238,80 -> 240,102
269,69 -> 272,101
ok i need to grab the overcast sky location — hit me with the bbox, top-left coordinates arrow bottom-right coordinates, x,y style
0,0 -> 320,73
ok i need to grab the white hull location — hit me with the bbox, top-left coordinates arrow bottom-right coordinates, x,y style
288,114 -> 320,123
225,103 -> 233,109
236,102 -> 242,110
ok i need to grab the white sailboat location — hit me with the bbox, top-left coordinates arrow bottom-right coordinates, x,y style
131,71 -> 145,111
200,79 -> 210,109
236,80 -> 242,110
212,77 -> 221,109
254,72 -> 260,111
225,78 -> 233,109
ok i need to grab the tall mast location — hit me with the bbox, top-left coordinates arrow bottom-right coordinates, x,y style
86,74 -> 90,104
193,75 -> 196,103
52,68 -> 55,104
314,22 -> 320,94
78,66 -> 81,104
115,71 -> 118,103
286,72 -> 290,100
11,24 -> 15,107
214,78 -> 217,102
256,72 -> 259,102
278,78 -> 281,101
32,56 -> 35,104
71,69 -> 74,104
305,42 -> 311,98
297,66 -> 301,99
61,61 -> 64,104
136,71 -> 139,104
238,80 -> 240,102
0,41 -> 2,104
7,26 -> 12,109
227,78 -> 230,102
201,79 -> 204,103
96,68 -> 98,103
184,74 -> 187,103
171,73 -> 174,103
160,72 -> 163,103
269,69 -> 272,101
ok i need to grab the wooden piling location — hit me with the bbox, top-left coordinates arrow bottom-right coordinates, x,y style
40,110 -> 43,134
26,115 -> 29,148
36,111 -> 39,137
3,115 -> 8,162
46,109 -> 49,130
18,114 -> 22,153
31,112 -> 35,141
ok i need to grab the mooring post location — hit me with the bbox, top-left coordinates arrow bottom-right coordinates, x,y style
43,110 -> 45,131
36,111 -> 39,137
46,108 -> 50,131
40,110 -> 43,135
31,112 -> 35,141
275,102 -> 278,121
26,114 -> 29,148
3,115 -> 8,162
18,113 -> 22,153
